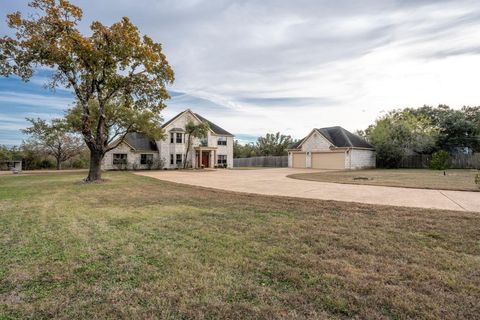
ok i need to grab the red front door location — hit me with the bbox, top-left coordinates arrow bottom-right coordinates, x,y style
201,151 -> 210,168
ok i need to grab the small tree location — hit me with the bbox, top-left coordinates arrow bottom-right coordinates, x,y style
1,0 -> 174,182
234,140 -> 258,158
256,132 -> 293,156
430,150 -> 450,170
23,118 -> 84,170
183,121 -> 209,169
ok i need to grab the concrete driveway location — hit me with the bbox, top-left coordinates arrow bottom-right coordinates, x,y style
136,168 -> 480,212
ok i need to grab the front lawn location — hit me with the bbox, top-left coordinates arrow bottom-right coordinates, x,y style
0,172 -> 479,318
289,169 -> 479,191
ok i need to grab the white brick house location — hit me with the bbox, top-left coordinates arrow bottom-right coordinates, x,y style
288,126 -> 375,170
102,109 -> 234,170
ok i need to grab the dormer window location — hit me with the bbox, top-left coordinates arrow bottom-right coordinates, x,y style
217,136 -> 227,146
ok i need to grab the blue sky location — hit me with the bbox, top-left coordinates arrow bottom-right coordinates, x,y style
1,0 -> 480,146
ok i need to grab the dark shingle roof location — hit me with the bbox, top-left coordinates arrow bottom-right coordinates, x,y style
124,132 -> 158,151
194,113 -> 234,136
289,138 -> 304,149
290,126 -> 373,149
169,127 -> 185,132
318,126 -> 373,149
161,110 -> 234,136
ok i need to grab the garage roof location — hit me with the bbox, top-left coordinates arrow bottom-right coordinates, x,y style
290,126 -> 374,149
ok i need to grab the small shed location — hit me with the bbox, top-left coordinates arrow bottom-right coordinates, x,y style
0,157 -> 23,172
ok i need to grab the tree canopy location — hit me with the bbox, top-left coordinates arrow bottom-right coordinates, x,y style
256,132 -> 294,156
365,105 -> 480,167
234,132 -> 295,158
1,0 -> 174,181
22,117 -> 84,170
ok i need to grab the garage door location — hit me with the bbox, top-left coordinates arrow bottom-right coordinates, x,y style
311,152 -> 345,169
292,153 -> 306,168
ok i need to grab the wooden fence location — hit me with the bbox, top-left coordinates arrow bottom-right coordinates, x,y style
234,156 -> 288,168
234,154 -> 479,169
396,153 -> 480,169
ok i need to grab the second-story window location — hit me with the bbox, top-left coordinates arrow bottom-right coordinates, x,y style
176,133 -> 183,143
170,133 -> 174,143
217,136 -> 227,146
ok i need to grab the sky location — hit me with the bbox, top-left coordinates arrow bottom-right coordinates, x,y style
1,0 -> 480,146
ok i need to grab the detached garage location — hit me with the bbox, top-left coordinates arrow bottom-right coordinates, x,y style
288,126 -> 375,170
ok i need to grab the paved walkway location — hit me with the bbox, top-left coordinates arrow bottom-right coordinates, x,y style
136,168 -> 480,212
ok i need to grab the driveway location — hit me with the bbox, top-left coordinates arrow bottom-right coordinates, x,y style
136,168 -> 480,212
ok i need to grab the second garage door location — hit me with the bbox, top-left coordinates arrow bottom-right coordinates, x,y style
311,152 -> 345,169
292,153 -> 306,168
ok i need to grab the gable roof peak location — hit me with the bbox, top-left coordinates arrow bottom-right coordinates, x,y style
290,126 -> 373,150
161,109 -> 234,136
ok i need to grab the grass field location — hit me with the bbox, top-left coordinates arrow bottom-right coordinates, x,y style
0,172 -> 479,319
289,169 -> 480,191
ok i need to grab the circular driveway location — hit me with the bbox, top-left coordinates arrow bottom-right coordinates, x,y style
136,168 -> 480,212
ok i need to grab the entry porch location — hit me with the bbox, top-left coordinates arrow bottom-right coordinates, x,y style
194,146 -> 217,168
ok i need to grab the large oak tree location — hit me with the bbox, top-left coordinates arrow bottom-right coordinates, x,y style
0,0 -> 174,182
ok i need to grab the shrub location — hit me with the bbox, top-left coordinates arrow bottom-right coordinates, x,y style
150,158 -> 165,170
430,150 -> 450,170
475,172 -> 480,189
71,159 -> 86,169
375,143 -> 404,168
38,159 -> 54,169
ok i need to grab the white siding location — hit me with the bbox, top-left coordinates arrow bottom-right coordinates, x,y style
102,110 -> 234,170
289,129 -> 375,170
156,110 -> 234,169
289,130 -> 333,168
209,134 -> 234,168
102,143 -> 160,170
301,131 -> 333,152
159,111 -> 201,168
348,149 -> 376,169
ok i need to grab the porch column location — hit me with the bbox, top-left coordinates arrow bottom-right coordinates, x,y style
199,149 -> 202,168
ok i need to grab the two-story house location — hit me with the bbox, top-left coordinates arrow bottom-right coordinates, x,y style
102,109 -> 234,170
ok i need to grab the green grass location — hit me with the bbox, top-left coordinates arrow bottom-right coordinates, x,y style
0,172 -> 479,319
289,169 -> 480,191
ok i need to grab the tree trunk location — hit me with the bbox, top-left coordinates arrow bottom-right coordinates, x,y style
184,134 -> 191,169
56,157 -> 61,170
85,150 -> 104,182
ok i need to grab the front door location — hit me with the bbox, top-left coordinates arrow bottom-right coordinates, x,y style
201,151 -> 210,168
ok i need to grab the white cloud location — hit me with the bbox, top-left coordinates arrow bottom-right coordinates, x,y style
0,92 -> 74,110
1,0 -> 480,143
